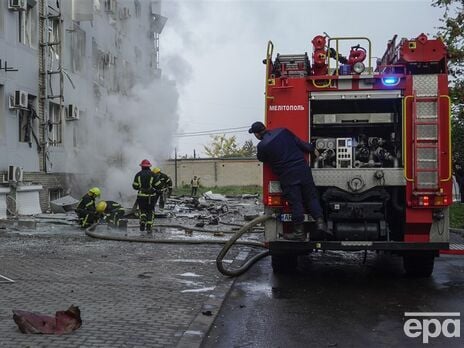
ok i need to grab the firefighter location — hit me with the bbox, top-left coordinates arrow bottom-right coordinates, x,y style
132,159 -> 161,232
249,121 -> 327,241
96,200 -> 126,228
75,187 -> 101,228
190,176 -> 200,196
152,167 -> 172,210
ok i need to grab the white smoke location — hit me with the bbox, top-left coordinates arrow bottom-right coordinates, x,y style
71,77 -> 180,206
69,1 -> 191,206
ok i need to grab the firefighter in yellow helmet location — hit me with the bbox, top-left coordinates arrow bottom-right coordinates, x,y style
96,200 -> 126,228
152,167 -> 173,210
75,187 -> 101,228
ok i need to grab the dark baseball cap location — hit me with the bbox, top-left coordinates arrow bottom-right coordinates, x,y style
248,121 -> 266,134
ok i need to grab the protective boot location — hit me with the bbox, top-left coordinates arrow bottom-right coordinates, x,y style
315,217 -> 332,237
139,223 -> 145,232
283,223 -> 306,241
146,224 -> 152,233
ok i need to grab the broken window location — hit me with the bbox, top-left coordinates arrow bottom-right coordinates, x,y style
48,103 -> 62,146
71,24 -> 86,72
19,1 -> 38,48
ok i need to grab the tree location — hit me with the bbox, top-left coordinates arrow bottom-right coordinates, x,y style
203,134 -> 257,158
433,0 -> 464,162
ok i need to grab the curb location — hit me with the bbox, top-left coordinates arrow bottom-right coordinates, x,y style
175,249 -> 250,348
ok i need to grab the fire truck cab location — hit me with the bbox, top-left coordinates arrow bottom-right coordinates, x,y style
262,34 -> 451,276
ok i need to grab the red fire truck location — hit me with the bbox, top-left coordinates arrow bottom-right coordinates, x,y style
262,34 -> 451,276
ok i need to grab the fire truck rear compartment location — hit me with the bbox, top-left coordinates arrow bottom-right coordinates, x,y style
310,96 -> 404,241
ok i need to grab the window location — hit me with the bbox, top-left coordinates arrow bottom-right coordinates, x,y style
48,17 -> 60,59
71,24 -> 86,72
134,0 -> 141,17
49,188 -> 63,202
73,122 -> 79,148
19,2 -> 38,48
19,109 -> 32,144
48,103 -> 62,145
0,0 -> 4,33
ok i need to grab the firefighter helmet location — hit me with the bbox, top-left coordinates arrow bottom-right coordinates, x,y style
152,167 -> 161,174
140,159 -> 151,167
96,201 -> 107,213
89,187 -> 101,197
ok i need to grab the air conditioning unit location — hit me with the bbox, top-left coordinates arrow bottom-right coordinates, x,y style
67,104 -> 80,120
10,90 -> 28,109
8,0 -> 27,11
8,166 -> 24,183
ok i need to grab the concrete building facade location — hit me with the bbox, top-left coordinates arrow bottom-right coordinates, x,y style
0,0 -> 165,213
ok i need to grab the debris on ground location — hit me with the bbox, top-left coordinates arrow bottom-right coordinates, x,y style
13,305 -> 82,334
203,191 -> 227,201
49,195 -> 79,214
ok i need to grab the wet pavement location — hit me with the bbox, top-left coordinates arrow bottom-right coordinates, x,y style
0,222 -> 244,348
0,195 -> 264,347
203,251 -> 464,347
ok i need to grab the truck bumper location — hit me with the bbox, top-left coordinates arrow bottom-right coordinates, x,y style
269,241 -> 449,253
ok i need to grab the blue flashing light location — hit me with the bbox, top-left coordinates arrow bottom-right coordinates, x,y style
382,76 -> 400,86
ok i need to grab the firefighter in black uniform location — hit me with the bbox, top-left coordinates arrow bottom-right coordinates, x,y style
96,200 -> 126,228
132,159 -> 161,232
152,167 -> 172,210
75,187 -> 101,228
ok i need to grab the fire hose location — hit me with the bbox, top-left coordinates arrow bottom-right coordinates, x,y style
85,215 -> 273,277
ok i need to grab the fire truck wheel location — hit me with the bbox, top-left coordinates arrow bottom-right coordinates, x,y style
271,255 -> 298,274
403,252 -> 435,278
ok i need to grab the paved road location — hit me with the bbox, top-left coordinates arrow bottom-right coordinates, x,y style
203,251 -> 464,347
0,225 -> 237,348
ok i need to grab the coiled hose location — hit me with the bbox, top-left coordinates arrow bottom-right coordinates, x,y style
85,214 -> 273,277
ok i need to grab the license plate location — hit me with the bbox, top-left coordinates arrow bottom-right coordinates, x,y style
279,213 -> 292,222
279,214 -> 314,222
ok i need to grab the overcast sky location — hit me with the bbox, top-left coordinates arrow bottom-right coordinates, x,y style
160,0 -> 445,158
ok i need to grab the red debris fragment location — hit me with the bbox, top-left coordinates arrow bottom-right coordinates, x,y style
12,305 -> 82,334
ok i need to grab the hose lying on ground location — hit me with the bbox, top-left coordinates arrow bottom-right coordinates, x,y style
85,215 -> 273,277
216,215 -> 272,277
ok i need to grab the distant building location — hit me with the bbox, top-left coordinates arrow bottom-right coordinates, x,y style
0,0 -> 166,213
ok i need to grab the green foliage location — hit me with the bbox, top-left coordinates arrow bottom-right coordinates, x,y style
433,0 -> 464,161
450,203 -> 464,228
203,134 -> 257,158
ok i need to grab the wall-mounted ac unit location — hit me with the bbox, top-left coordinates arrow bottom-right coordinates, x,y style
67,104 -> 80,120
8,0 -> 27,11
8,166 -> 24,182
10,90 -> 28,109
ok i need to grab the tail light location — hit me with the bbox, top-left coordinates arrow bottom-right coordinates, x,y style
412,194 -> 449,207
267,195 -> 283,206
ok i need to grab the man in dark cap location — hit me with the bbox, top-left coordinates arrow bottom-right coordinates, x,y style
249,121 -> 327,240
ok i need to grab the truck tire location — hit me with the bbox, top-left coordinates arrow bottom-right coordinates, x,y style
403,252 -> 435,277
271,255 -> 298,274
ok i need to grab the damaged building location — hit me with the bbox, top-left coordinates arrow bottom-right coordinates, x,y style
0,0 -> 166,216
